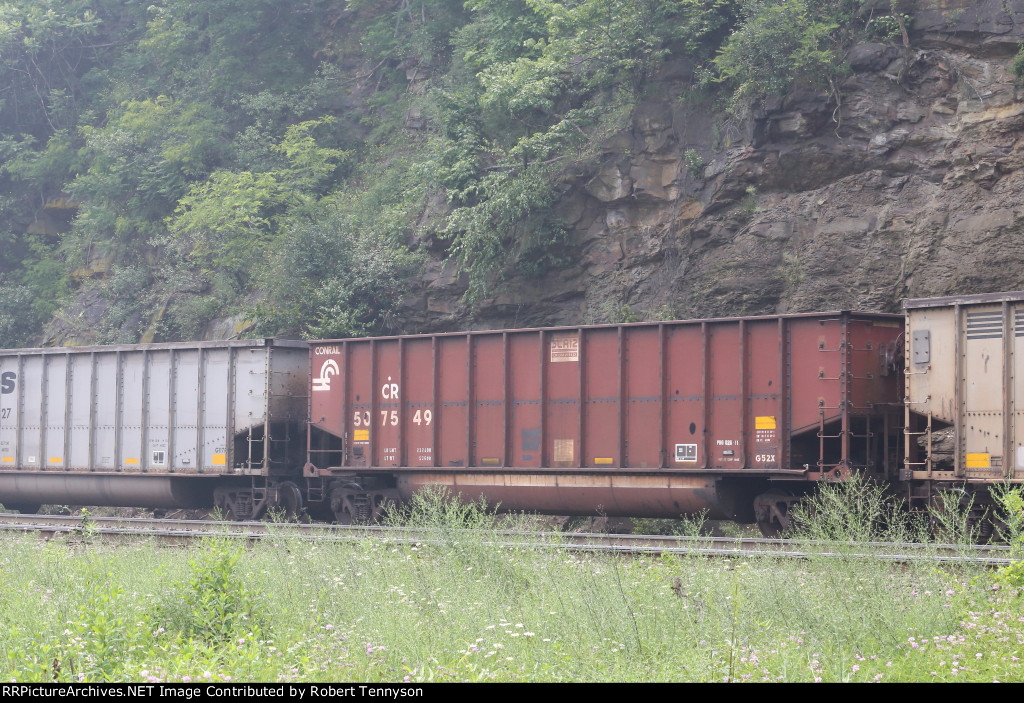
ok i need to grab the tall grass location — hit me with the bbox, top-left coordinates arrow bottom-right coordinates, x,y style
0,487 -> 1022,682
786,474 -> 930,545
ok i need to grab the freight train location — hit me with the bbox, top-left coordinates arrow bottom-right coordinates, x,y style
0,291 -> 1019,535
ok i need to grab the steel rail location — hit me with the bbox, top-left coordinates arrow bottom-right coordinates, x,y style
0,513 -> 1012,565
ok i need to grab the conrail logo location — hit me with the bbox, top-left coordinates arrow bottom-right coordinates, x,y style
312,359 -> 340,391
0,372 -> 14,394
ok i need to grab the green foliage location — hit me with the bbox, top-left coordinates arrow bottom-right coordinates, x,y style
2,130 -> 83,194
274,118 -> 352,192
866,12 -> 910,40
928,489 -> 984,546
1012,45 -> 1024,82
992,484 -> 1024,587
72,96 -> 228,246
516,232 -> 575,279
136,0 -> 320,102
96,265 -> 158,344
163,539 -> 266,642
167,170 -> 283,285
2,521 -> 1019,683
617,304 -> 640,323
445,161 -> 566,302
0,0 -> 106,134
457,0 -> 546,70
993,483 -> 1024,545
714,0 -> 859,112
684,148 -> 705,179
437,0 -> 730,302
166,117 -> 350,296
347,0 -> 468,70
59,584 -> 146,680
0,228 -> 70,347
5,572 -> 151,682
387,484 -> 499,531
0,281 -> 39,348
251,203 -> 421,339
157,287 -> 226,341
789,472 -> 928,543
741,184 -> 758,213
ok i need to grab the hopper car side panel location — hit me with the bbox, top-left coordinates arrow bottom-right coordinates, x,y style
404,337 -> 435,467
508,333 -> 541,468
0,340 -> 308,514
306,312 -> 903,522
309,313 -> 902,476
437,336 -> 468,468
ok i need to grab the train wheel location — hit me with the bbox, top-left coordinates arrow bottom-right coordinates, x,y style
329,483 -> 375,524
213,488 -> 264,521
373,493 -> 398,522
753,489 -> 796,537
7,504 -> 41,515
334,503 -> 354,525
330,484 -> 358,525
230,502 -> 261,521
273,481 -> 304,521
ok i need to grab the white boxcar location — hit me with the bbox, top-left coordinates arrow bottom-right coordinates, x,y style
904,291 -> 1024,482
0,339 -> 308,509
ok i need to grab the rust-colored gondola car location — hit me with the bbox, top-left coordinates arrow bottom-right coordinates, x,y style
304,312 -> 903,532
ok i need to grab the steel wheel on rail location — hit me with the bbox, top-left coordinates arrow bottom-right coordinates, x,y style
273,481 -> 304,521
330,483 -> 362,525
753,489 -> 796,537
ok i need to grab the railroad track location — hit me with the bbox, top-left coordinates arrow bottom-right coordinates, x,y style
0,513 -> 1012,565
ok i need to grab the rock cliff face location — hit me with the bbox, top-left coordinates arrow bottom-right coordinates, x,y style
411,0 -> 1024,332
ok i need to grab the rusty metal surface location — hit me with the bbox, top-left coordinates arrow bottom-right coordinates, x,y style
308,312 -> 902,480
398,472 -> 762,520
309,310 -> 901,342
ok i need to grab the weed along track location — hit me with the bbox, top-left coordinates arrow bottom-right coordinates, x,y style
0,512 -> 1011,567
1,487 -> 1023,684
